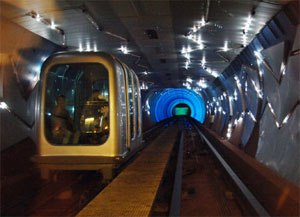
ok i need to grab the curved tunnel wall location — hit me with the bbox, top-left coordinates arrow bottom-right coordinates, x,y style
148,88 -> 206,123
202,2 -> 300,185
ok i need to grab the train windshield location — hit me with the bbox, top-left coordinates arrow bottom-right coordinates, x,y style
44,63 -> 109,145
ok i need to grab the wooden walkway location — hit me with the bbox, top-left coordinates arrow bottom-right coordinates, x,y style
77,125 -> 179,217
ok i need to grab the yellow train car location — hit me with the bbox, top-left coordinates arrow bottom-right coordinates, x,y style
33,52 -> 142,180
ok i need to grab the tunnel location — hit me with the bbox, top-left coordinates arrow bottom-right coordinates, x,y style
172,103 -> 191,116
147,88 -> 206,123
0,0 -> 299,216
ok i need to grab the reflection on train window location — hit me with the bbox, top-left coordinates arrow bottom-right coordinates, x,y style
127,70 -> 135,139
44,63 -> 109,145
133,74 -> 140,136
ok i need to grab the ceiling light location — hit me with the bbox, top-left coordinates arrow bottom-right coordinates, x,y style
193,25 -> 197,33
247,111 -> 257,122
50,21 -> 56,29
184,53 -> 190,60
197,79 -> 207,88
199,43 -> 204,50
234,89 -> 238,101
226,122 -> 233,139
0,101 -> 9,110
202,56 -> 206,65
185,61 -> 189,69
223,41 -> 229,52
141,82 -> 148,90
186,77 -> 192,83
197,35 -> 202,43
207,69 -> 219,78
251,80 -> 263,99
201,17 -> 206,26
244,15 -> 253,33
212,71 -> 219,77
26,10 -> 65,46
254,51 -> 263,62
79,43 -> 83,52
93,44 -> 98,52
36,13 -> 41,22
86,43 -> 91,51
187,46 -> 192,53
121,45 -> 128,54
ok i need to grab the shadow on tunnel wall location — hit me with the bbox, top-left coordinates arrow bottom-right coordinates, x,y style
202,1 -> 300,185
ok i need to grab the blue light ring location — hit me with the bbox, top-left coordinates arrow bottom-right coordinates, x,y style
149,90 -> 166,122
149,88 -> 206,123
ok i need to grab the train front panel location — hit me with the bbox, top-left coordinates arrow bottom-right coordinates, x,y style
37,52 -> 128,163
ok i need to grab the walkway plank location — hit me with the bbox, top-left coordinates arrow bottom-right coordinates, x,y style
77,126 -> 178,217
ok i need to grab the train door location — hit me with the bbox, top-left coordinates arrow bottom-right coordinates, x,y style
133,73 -> 142,141
115,62 -> 127,154
132,71 -> 142,144
126,68 -> 136,150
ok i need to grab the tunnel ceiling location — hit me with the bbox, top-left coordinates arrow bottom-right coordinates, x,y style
0,0 -> 291,90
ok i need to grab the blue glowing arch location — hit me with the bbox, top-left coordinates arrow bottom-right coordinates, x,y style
149,88 -> 206,123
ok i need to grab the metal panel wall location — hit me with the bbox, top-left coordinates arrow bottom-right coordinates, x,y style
204,2 -> 300,185
0,17 -> 62,150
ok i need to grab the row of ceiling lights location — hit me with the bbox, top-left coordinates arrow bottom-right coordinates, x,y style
27,9 -> 130,54
183,77 -> 208,90
27,10 -> 65,46
28,9 -> 151,76
181,10 -> 258,88
27,7 -> 258,92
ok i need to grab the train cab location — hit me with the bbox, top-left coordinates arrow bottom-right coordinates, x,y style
33,52 -> 142,179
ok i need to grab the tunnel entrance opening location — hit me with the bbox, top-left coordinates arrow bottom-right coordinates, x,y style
149,88 -> 206,123
172,103 -> 191,116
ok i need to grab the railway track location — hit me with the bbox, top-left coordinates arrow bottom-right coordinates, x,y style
1,140 -> 107,216
150,120 -> 245,216
2,117 -> 298,216
0,120 -> 248,216
1,123 -> 165,217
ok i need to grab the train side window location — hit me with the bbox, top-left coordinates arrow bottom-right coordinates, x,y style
116,63 -> 127,149
134,74 -> 142,137
133,72 -> 140,137
127,69 -> 135,140
44,63 -> 109,145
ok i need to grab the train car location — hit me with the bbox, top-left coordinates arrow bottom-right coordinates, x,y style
33,52 -> 142,180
